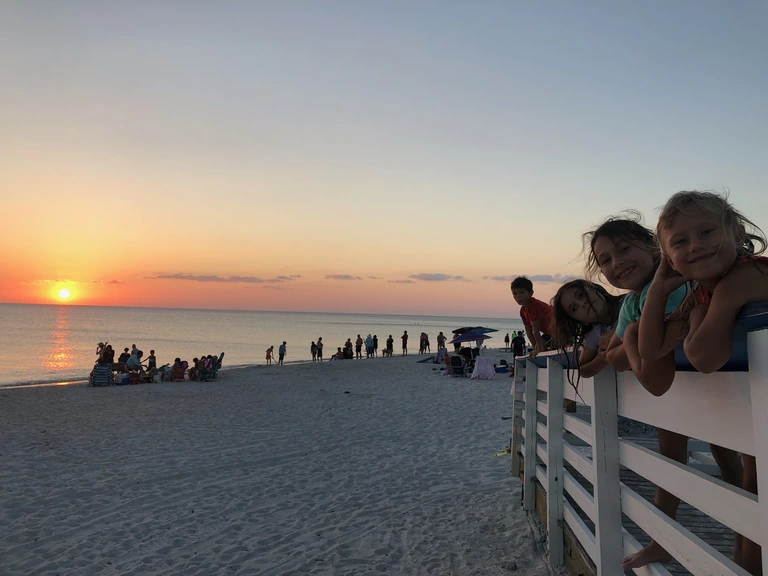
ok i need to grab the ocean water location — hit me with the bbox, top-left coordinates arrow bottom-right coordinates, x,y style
0,304 -> 523,387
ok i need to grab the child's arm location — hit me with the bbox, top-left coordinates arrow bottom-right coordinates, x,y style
523,324 -> 536,354
638,259 -> 688,361
528,320 -> 546,357
684,266 -> 767,373
578,346 -> 608,378
605,333 -> 631,372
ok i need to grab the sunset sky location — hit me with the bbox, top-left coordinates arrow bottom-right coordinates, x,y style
2,1 -> 766,316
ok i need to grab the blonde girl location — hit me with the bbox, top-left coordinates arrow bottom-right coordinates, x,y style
643,190 -> 768,574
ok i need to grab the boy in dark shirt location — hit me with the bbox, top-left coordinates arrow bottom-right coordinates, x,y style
511,331 -> 526,357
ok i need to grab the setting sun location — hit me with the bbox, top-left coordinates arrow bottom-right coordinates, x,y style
58,289 -> 71,300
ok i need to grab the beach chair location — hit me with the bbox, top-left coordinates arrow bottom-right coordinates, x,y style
212,352 -> 224,379
449,355 -> 467,377
89,364 -> 114,387
198,358 -> 215,382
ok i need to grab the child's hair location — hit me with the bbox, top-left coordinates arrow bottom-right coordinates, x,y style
657,190 -> 767,257
511,276 -> 533,291
582,211 -> 659,282
551,279 -> 624,392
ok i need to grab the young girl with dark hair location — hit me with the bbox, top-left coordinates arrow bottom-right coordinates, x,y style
582,212 -> 693,571
552,279 -> 624,380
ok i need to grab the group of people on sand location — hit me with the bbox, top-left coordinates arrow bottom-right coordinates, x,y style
94,342 -> 222,382
95,342 -> 157,378
511,191 -> 765,575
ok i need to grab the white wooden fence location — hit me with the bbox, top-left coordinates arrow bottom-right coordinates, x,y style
511,326 -> 768,576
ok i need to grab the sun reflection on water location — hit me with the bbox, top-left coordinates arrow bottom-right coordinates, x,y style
42,307 -> 75,371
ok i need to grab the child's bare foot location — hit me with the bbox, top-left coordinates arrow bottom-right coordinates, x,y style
622,541 -> 672,569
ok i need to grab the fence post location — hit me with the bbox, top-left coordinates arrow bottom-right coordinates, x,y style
511,358 -> 526,480
524,358 -> 538,511
747,329 -> 768,571
591,368 -> 624,576
546,357 -> 565,566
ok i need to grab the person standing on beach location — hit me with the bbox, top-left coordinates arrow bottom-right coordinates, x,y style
504,333 -> 510,349
401,331 -> 408,355
311,341 -> 318,362
355,335 -> 363,359
512,331 -> 526,358
146,350 -> 157,371
266,346 -> 274,365
373,335 -> 378,357
317,337 -> 324,362
436,332 -> 446,349
278,341 -> 286,365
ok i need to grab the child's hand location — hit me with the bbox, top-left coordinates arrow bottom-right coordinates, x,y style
651,257 -> 687,293
598,329 -> 615,352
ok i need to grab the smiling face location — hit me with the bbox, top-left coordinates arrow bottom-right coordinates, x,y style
659,204 -> 737,282
559,285 -> 606,325
592,235 -> 655,292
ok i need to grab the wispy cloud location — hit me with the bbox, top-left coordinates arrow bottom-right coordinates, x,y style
107,280 -> 125,285
147,273 -> 266,283
387,279 -> 415,284
409,273 -> 467,282
146,273 -> 300,284
485,274 -> 573,283
325,274 -> 363,281
23,279 -> 76,285
368,276 -> 383,280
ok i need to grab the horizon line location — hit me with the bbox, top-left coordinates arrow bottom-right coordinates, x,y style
0,301 -> 516,321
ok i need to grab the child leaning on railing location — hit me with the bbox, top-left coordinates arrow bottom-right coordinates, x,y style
639,190 -> 768,575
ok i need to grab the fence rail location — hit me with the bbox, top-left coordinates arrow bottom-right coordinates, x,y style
511,313 -> 768,576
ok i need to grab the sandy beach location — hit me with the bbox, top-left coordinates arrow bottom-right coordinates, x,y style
0,354 -> 551,576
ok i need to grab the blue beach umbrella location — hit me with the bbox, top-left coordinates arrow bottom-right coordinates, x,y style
448,333 -> 492,345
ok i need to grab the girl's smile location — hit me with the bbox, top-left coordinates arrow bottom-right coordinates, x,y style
593,236 -> 655,292
659,205 -> 737,284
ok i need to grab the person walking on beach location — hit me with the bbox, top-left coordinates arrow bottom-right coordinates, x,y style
355,335 -> 363,359
316,337 -> 324,362
266,346 -> 274,365
425,333 -> 430,353
278,341 -> 286,365
311,341 -> 318,362
401,331 -> 408,356
373,335 -> 378,357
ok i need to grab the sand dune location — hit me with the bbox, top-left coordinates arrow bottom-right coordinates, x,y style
0,355 -> 551,575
